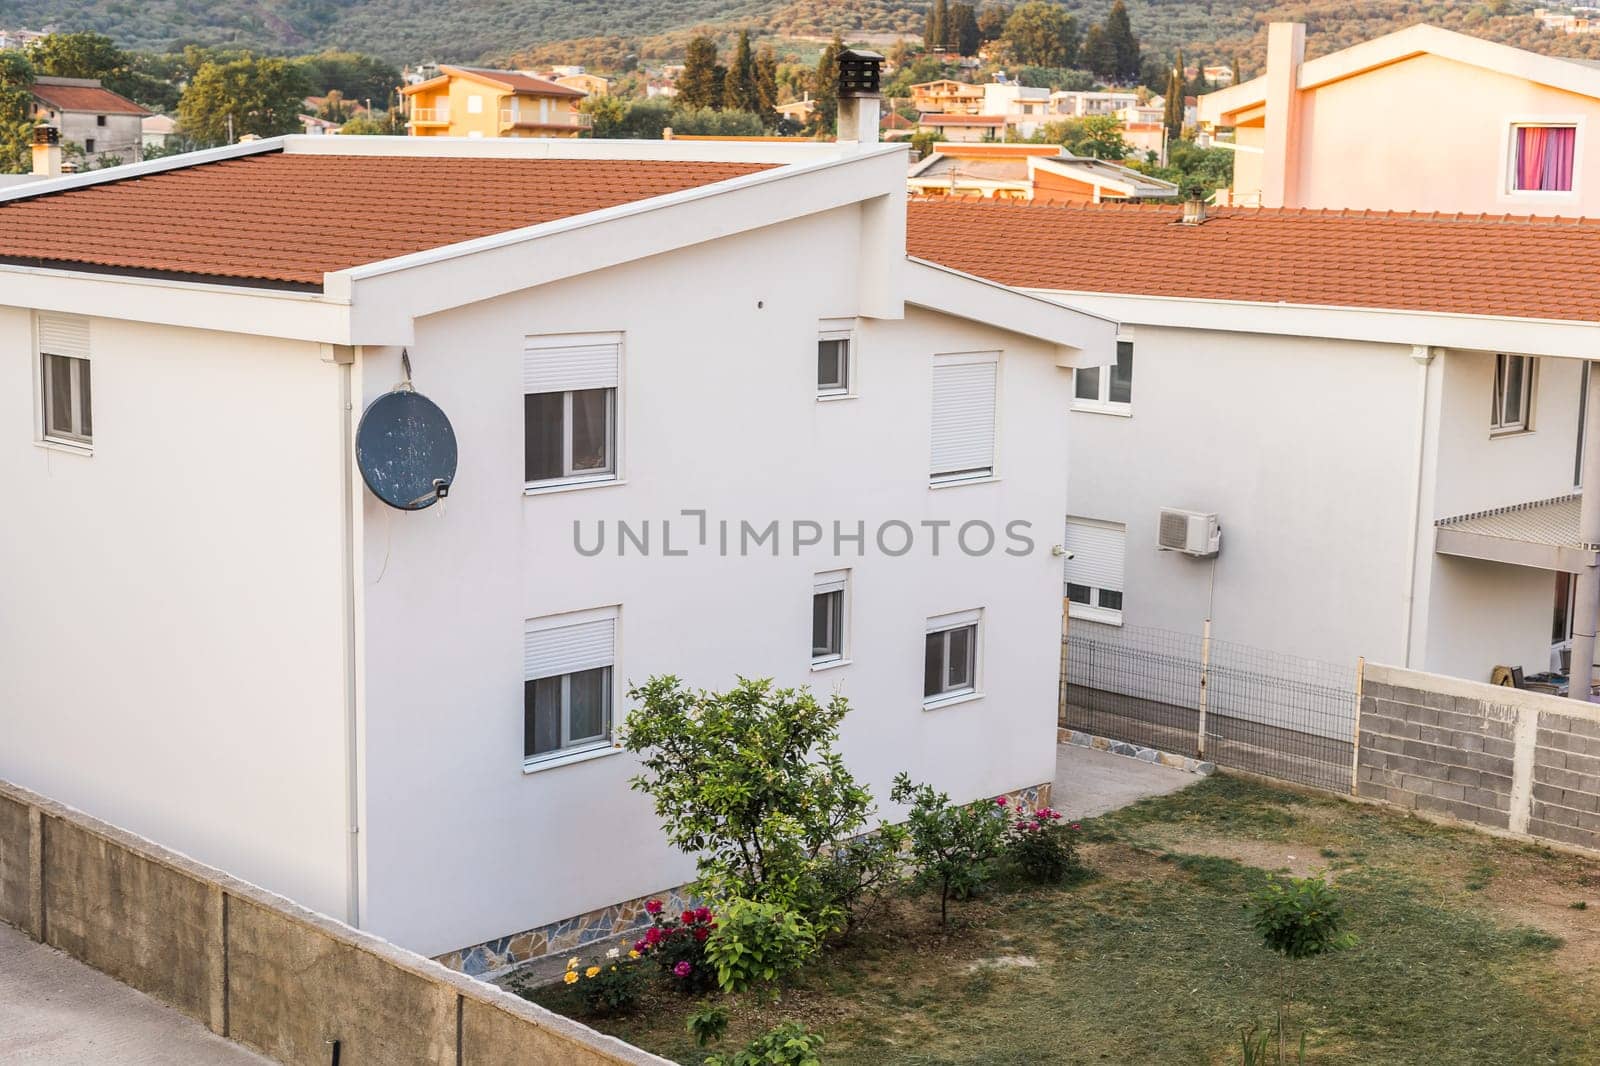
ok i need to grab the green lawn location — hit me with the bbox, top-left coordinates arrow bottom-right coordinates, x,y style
519,776 -> 1600,1064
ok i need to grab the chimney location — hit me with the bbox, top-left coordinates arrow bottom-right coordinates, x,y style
1179,198 -> 1207,225
1260,22 -> 1305,209
30,125 -> 61,177
836,48 -> 884,145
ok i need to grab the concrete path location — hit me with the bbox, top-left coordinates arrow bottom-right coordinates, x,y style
1052,742 -> 1201,821
0,922 -> 272,1065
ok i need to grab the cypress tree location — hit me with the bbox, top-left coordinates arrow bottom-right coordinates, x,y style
722,30 -> 757,113
1103,0 -> 1140,83
952,3 -> 981,55
926,0 -> 950,52
679,36 -> 720,110
1163,60 -> 1183,141
811,33 -> 843,132
754,43 -> 780,127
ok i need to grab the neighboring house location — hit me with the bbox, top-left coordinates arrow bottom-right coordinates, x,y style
140,114 -> 177,151
916,113 -> 1006,142
775,94 -> 816,125
910,79 -> 985,115
298,113 -> 341,135
1051,90 -> 1140,118
0,28 -> 46,51
907,143 -> 1178,202
982,81 -> 1052,138
402,65 -> 590,138
554,72 -> 610,96
1,131 -> 1112,977
1200,22 -> 1600,212
1203,64 -> 1236,87
30,76 -> 146,167
910,199 -> 1600,696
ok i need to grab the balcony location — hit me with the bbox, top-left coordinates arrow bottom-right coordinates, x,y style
409,106 -> 450,126
498,108 -> 593,131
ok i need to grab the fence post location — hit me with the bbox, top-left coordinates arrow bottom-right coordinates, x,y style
1196,618 -> 1212,758
1058,597 -> 1070,730
1349,657 -> 1365,794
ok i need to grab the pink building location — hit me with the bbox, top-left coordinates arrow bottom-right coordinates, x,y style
1200,23 -> 1600,214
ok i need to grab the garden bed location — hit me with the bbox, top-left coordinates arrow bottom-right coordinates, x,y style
514,775 -> 1600,1064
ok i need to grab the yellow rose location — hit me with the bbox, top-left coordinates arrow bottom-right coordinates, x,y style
567,957 -> 580,968
585,966 -> 600,978
628,949 -> 641,959
563,971 -> 579,985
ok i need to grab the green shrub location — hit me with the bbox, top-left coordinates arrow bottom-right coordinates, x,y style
1249,874 -> 1355,1063
1000,801 -> 1084,884
706,1021 -> 825,1066
704,898 -> 818,994
631,900 -> 717,992
559,949 -> 646,1016
686,1004 -> 730,1048
890,773 -> 1007,925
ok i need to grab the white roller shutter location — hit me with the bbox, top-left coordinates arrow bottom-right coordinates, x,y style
524,335 -> 620,393
930,358 -> 997,477
38,313 -> 90,359
1065,519 -> 1125,593
524,617 -> 615,680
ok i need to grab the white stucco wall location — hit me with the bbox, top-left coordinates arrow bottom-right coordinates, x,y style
1064,325 -> 1419,669
354,207 -> 1073,957
0,309 -> 350,916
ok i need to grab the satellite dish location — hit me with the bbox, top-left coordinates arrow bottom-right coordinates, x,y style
356,388 -> 457,510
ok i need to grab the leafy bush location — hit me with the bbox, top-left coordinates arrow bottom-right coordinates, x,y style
1001,800 -> 1084,884
559,948 -> 645,1015
706,1021 -> 825,1066
632,899 -> 717,992
623,677 -> 903,930
1249,874 -> 1355,1063
704,898 -> 818,994
890,773 -> 1007,925
686,1004 -> 730,1048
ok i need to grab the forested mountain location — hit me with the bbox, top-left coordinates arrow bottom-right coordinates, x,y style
2,0 -> 1591,69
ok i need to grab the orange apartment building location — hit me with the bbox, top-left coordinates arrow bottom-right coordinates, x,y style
403,66 -> 590,138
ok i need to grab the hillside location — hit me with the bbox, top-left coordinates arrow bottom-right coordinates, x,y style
5,0 -> 1599,71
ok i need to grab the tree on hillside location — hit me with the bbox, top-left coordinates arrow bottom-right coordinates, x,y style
0,52 -> 35,175
1038,114 -> 1127,159
1163,49 -> 1184,140
292,51 -> 401,108
1104,0 -> 1142,82
1003,2 -> 1079,68
977,3 -> 1011,43
754,44 -> 780,127
810,33 -> 843,134
722,30 -> 757,113
951,3 -> 982,56
26,32 -> 126,82
925,0 -> 950,51
679,36 -> 721,110
1080,24 -> 1116,79
178,55 -> 307,145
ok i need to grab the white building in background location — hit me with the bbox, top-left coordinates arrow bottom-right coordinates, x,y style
910,199 -> 1600,692
1,133 -> 1112,976
982,80 -> 1052,138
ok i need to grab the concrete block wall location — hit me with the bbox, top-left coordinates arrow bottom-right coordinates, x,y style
1356,663 -> 1600,851
0,779 -> 668,1066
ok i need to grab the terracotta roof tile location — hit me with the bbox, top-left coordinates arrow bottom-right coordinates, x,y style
906,200 -> 1600,323
444,66 -> 587,98
31,82 -> 147,116
0,151 -> 771,289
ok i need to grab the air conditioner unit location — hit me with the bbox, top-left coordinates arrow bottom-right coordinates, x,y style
1157,508 -> 1221,557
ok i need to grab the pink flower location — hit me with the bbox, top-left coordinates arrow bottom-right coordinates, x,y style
995,796 -> 1008,806
644,899 -> 663,916
1070,823 -> 1081,831
632,939 -> 647,954
695,906 -> 713,924
673,960 -> 692,978
693,925 -> 710,942
645,926 -> 664,946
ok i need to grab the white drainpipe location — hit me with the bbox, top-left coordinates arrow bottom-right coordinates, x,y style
1400,345 -> 1437,668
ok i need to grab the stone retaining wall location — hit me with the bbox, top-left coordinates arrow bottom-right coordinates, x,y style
0,779 -> 669,1066
1357,664 -> 1600,851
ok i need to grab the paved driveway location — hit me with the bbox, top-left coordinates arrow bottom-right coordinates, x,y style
1052,742 -> 1201,820
0,922 -> 271,1065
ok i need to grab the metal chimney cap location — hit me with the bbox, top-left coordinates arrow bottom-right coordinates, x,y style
838,48 -> 884,99
32,124 -> 59,146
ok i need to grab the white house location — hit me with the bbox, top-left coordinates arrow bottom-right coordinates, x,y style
1,133 -> 1113,977
909,199 -> 1600,700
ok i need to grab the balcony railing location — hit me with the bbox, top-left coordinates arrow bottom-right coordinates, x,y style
409,106 -> 450,124
499,108 -> 593,129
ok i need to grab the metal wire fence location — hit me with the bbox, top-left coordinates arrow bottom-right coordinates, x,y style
1061,621 -> 1359,794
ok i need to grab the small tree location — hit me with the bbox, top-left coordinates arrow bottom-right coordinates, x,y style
679,36 -> 722,110
890,774 -> 1007,926
623,677 -> 903,929
1250,874 -> 1355,1063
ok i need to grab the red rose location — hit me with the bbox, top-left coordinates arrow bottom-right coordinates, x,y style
694,926 -> 710,941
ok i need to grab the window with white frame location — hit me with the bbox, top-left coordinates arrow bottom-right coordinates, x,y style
466,94 -> 484,114
812,570 -> 849,665
924,610 -> 980,703
1510,123 -> 1577,193
817,319 -> 853,396
523,610 -> 616,765
525,334 -> 619,487
1064,517 -> 1126,624
1073,334 -> 1133,411
930,351 -> 998,483
1491,353 -> 1536,434
38,313 -> 92,446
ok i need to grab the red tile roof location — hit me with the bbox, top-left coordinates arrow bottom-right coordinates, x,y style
906,200 -> 1600,323
443,66 -> 586,99
31,81 -> 147,116
0,151 -> 771,289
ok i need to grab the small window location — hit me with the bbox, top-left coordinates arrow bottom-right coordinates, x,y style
524,612 -> 616,765
96,114 -> 106,127
812,571 -> 848,665
467,94 -> 484,114
924,613 -> 980,703
817,319 -> 854,396
1074,335 -> 1133,411
930,352 -> 998,483
38,313 -> 92,446
83,137 -> 95,154
1512,124 -> 1576,193
1065,517 -> 1126,624
525,335 -> 621,488
1492,353 -> 1536,434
